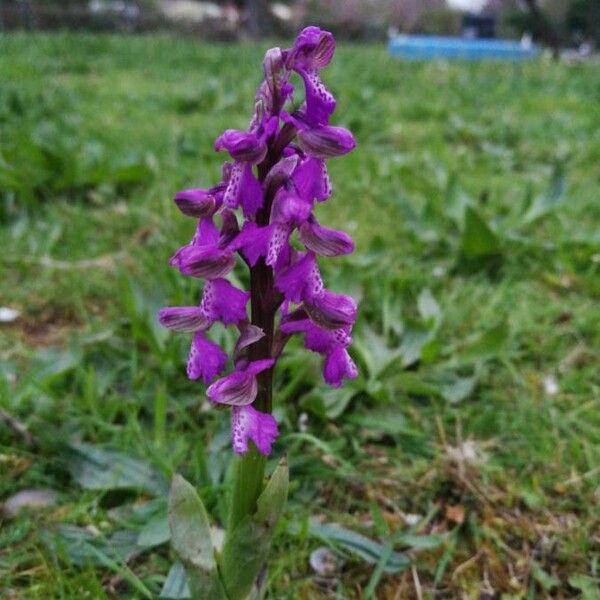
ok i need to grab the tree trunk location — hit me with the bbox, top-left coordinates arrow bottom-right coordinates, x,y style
522,0 -> 561,58
245,0 -> 271,39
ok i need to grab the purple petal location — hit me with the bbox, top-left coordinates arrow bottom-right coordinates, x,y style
174,189 -> 217,218
219,210 -> 240,248
245,358 -> 275,375
241,164 -> 264,217
271,188 -> 312,226
265,223 -> 290,268
223,162 -> 244,210
207,370 -> 257,406
264,154 -> 299,194
299,68 -> 336,125
290,26 -> 335,71
293,157 -> 331,202
298,126 -> 356,159
158,306 -> 210,333
299,220 -> 354,256
192,217 -> 221,247
187,331 -> 228,384
231,404 -> 278,456
323,346 -> 358,388
305,291 -> 357,330
305,323 -> 351,353
228,222 -> 271,267
176,246 -> 236,279
202,278 -> 249,325
233,324 -> 265,360
169,218 -> 221,268
275,252 -> 317,303
215,129 -> 267,164
224,163 -> 264,217
263,47 -> 290,112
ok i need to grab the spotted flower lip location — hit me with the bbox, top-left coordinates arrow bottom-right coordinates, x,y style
223,162 -> 263,217
324,346 -> 358,388
201,278 -> 250,325
160,26 -> 358,455
187,331 -> 228,384
231,404 -> 278,456
288,26 -> 336,125
293,157 -> 331,202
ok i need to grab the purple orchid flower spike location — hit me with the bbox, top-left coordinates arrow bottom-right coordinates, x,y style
160,26 -> 357,457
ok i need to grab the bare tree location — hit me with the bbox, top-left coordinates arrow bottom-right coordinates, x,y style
521,0 -> 561,56
245,0 -> 271,38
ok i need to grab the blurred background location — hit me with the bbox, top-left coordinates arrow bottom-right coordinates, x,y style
0,0 -> 599,50
1,1 -> 599,599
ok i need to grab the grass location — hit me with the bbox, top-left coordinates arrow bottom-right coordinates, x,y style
1,32 -> 599,598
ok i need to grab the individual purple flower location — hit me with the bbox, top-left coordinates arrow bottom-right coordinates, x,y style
159,278 -> 249,333
216,119 -> 277,217
215,129 -> 268,164
160,26 -> 357,455
187,331 -> 228,384
287,26 -> 336,125
173,165 -> 230,218
231,404 -> 278,456
293,156 -> 332,202
281,314 -> 357,387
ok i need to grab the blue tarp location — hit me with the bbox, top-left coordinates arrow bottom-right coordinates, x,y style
389,35 -> 540,61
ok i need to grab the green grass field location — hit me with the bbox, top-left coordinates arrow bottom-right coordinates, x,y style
1,33 -> 599,598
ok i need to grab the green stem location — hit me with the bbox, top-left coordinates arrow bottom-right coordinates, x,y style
227,445 -> 266,532
221,128 -> 283,595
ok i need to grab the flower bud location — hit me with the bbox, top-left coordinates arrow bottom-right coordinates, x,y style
176,246 -> 236,279
299,220 -> 354,256
305,291 -> 357,330
174,189 -> 217,218
298,125 -> 356,159
158,306 -> 210,333
215,129 -> 267,164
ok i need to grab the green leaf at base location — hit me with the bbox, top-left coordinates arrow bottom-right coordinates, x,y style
168,474 -> 228,600
219,458 -> 289,600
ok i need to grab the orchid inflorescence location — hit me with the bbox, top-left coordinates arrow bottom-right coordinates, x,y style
159,26 -> 357,458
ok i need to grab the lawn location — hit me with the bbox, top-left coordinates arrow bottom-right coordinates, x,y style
1,33 -> 599,598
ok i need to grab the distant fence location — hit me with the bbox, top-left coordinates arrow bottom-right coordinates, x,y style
1,3 -> 151,32
0,2 -> 242,38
